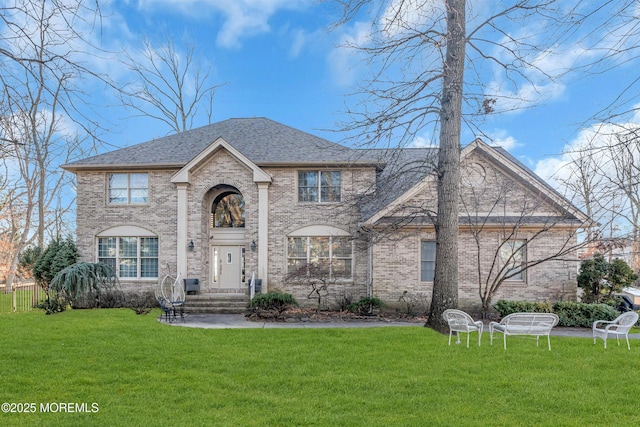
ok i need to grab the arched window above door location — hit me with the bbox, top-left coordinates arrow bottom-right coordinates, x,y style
211,192 -> 245,228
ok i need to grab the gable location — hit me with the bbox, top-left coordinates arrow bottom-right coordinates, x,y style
171,137 -> 272,185
364,139 -> 588,227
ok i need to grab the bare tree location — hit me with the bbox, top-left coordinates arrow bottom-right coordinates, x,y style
0,1 -> 108,143
592,129 -> 640,270
119,34 -> 225,134
329,1 -> 637,331
0,0 -> 97,289
459,163 -> 589,317
285,262 -> 337,313
554,141 -> 606,244
554,126 -> 640,271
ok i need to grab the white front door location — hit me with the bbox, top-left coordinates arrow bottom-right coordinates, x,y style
211,245 -> 244,289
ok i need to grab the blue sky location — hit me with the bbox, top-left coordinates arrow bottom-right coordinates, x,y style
86,0 -> 640,181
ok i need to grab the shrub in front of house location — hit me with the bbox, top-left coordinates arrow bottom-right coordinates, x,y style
32,238 -> 78,313
551,301 -> 619,327
346,296 -> 386,316
493,300 -> 552,316
493,299 -> 620,328
70,289 -> 156,314
246,291 -> 298,320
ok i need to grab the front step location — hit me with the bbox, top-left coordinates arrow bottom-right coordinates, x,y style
185,293 -> 249,314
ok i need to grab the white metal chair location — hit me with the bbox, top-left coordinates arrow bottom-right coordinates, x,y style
593,311 -> 639,350
442,309 -> 483,348
156,273 -> 185,322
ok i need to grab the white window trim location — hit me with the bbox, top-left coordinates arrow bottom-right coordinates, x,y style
297,170 -> 342,203
286,234 -> 354,280
420,240 -> 436,283
107,172 -> 149,205
500,239 -> 527,282
96,227 -> 158,280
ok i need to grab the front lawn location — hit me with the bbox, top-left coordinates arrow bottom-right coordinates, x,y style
1,309 -> 639,426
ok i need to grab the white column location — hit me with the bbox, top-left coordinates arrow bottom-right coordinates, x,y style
257,182 -> 269,291
176,183 -> 188,279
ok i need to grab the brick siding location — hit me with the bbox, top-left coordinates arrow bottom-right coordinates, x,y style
74,148 -> 579,309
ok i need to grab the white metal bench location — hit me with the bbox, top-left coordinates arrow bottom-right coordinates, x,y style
489,312 -> 559,350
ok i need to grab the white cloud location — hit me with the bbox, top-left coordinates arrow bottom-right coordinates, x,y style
136,0 -> 307,48
289,28 -> 307,58
327,21 -> 372,87
534,116 -> 640,188
380,0 -> 445,39
408,135 -> 434,148
482,2 -> 640,114
485,129 -> 520,151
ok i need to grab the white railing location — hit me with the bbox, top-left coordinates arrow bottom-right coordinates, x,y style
249,272 -> 256,300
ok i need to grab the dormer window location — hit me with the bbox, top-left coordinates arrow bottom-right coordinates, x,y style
298,171 -> 341,203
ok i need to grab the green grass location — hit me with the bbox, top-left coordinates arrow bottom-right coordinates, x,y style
1,309 -> 639,426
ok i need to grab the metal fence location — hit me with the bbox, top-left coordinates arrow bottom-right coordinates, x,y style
0,282 -> 45,314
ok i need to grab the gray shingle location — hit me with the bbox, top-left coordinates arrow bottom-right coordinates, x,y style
358,148 -> 438,221
64,117 -> 375,169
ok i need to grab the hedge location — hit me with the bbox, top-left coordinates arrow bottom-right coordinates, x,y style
493,300 -> 622,328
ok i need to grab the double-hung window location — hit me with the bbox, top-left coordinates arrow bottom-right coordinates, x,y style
298,171 -> 341,202
98,236 -> 158,279
421,241 -> 436,282
108,173 -> 148,204
287,236 -> 352,278
500,240 -> 526,281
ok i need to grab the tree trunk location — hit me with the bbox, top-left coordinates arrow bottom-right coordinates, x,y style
427,0 -> 465,332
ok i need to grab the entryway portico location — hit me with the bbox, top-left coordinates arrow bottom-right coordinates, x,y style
170,137 -> 272,292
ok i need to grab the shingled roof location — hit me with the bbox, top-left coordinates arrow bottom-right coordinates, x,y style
358,147 -> 438,221
63,117 -> 377,170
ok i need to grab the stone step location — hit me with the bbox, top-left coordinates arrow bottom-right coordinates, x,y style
184,293 -> 250,314
186,306 -> 247,314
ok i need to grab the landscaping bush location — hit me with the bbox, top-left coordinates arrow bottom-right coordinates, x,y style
552,301 -> 619,327
31,238 -> 78,313
246,291 -> 298,319
71,289 -> 157,314
347,296 -> 386,316
18,245 -> 42,280
47,262 -> 118,313
493,300 -> 552,316
124,290 -> 158,315
493,299 -> 621,327
577,254 -> 637,303
33,238 -> 78,290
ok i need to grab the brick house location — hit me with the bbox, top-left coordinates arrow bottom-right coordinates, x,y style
62,117 -> 587,311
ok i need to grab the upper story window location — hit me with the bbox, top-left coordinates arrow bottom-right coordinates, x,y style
109,173 -> 148,204
500,240 -> 526,281
298,171 -> 341,203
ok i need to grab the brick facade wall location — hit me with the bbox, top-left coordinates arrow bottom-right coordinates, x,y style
262,166 -> 370,307
75,169 -> 179,291
74,148 -> 579,310
371,229 -> 578,314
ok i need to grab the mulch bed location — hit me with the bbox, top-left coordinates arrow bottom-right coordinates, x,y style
246,307 -> 428,324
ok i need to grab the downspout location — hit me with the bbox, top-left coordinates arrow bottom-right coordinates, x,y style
367,231 -> 374,298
